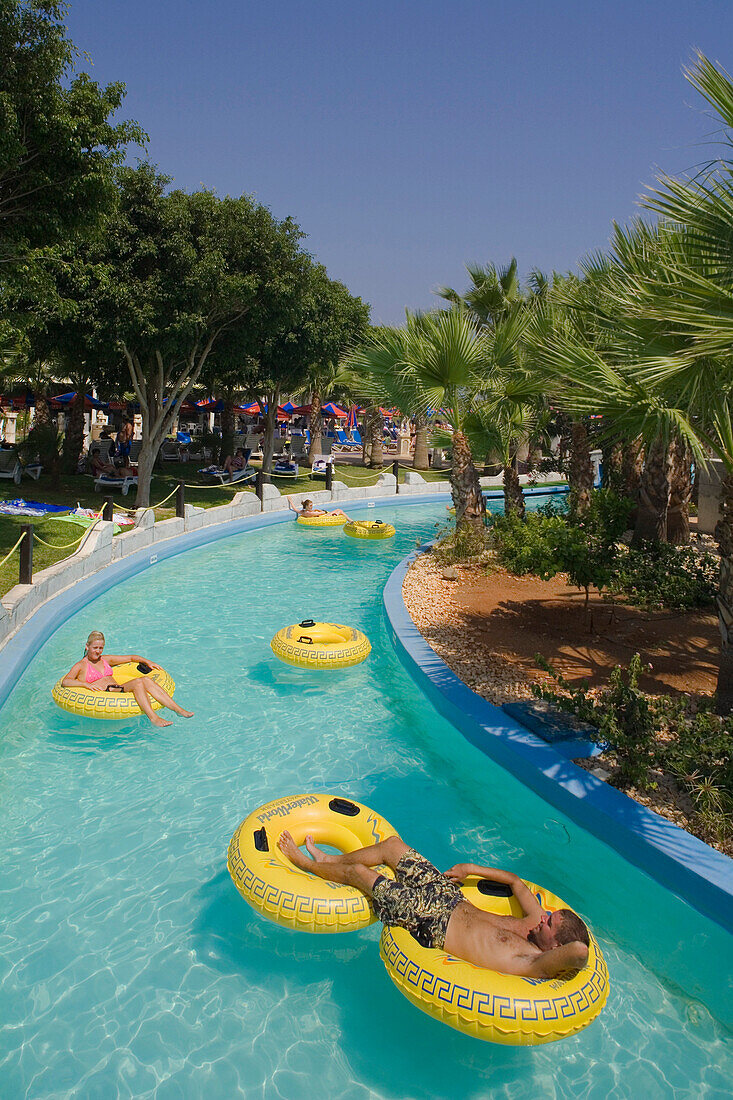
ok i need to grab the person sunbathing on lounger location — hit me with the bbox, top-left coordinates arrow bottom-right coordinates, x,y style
62,630 -> 194,728
223,447 -> 249,479
277,831 -> 589,979
287,497 -> 351,521
90,449 -> 135,479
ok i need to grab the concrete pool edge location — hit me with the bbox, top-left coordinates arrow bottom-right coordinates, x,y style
383,547 -> 733,937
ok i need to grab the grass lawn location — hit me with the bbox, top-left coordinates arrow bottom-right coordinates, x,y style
0,460 -> 565,597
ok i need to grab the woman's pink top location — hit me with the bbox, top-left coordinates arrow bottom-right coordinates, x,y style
85,658 -> 113,683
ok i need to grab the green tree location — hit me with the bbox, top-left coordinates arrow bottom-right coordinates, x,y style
0,0 -> 144,277
90,164 -> 308,505
345,309 -> 492,531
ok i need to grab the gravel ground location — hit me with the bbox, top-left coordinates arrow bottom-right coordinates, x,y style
402,553 -> 536,705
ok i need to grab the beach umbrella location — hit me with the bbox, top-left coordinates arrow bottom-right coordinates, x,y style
281,401 -> 297,412
51,391 -> 107,411
321,402 -> 347,418
346,405 -> 358,432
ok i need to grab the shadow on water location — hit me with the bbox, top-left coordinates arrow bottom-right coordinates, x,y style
49,713 -> 153,754
190,869 -> 541,1099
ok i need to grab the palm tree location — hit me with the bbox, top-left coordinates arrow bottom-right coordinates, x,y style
437,259 -> 523,328
344,310 -> 491,531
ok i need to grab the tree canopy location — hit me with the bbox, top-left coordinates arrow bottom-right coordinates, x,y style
0,0 -> 144,280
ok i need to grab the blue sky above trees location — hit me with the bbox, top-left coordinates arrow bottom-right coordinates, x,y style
66,0 -> 733,325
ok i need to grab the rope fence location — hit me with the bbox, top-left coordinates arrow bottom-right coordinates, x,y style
0,531 -> 27,570
33,516 -> 102,550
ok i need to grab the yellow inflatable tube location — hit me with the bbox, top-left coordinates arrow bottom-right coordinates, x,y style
344,519 -> 396,540
380,876 -> 609,1045
270,620 -> 371,670
51,662 -> 175,720
228,794 -> 397,932
296,513 -> 348,527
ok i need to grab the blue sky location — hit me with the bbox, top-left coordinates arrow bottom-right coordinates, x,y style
67,1 -> 732,325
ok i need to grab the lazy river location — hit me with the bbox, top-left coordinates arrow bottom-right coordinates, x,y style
0,498 -> 731,1099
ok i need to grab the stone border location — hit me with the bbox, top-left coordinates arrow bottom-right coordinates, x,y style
383,547 -> 733,937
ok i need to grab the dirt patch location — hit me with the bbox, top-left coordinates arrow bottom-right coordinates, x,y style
403,555 -> 717,702
402,552 -> 724,852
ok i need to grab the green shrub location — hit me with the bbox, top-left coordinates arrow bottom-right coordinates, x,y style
534,654 -> 733,843
490,489 -> 716,612
491,492 -> 625,602
432,521 -> 488,564
608,542 -> 718,610
534,653 -> 657,788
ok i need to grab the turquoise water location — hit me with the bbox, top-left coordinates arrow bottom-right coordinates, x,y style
0,498 -> 731,1099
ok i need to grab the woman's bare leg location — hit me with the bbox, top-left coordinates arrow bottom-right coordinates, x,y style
140,677 -> 193,717
125,679 -> 172,727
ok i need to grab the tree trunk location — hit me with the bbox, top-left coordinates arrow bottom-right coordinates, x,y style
503,461 -> 525,518
261,387 -> 280,474
368,409 -> 383,468
602,439 -> 624,492
622,437 -> 644,500
63,390 -> 86,474
362,408 -> 376,465
24,386 -> 61,485
451,429 -> 486,532
568,420 -> 593,515
632,436 -> 672,546
667,436 -> 692,546
413,412 -> 429,470
715,472 -> 733,713
135,379 -> 162,507
307,390 -> 322,467
221,391 -> 236,462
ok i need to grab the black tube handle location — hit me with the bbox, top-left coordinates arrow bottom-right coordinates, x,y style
476,879 -> 513,898
299,619 -> 316,628
329,797 -> 360,817
254,827 -> 269,852
298,636 -> 314,645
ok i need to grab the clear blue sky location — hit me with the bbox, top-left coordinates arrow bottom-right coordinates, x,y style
66,0 -> 732,325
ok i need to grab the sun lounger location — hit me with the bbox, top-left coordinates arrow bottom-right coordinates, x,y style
94,474 -> 138,496
198,464 -> 255,485
274,460 -> 298,476
0,449 -> 22,485
311,455 -> 334,479
333,430 -> 361,450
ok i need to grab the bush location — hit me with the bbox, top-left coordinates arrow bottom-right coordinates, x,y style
534,653 -> 657,788
608,541 -> 718,610
490,491 -> 627,602
533,654 -> 733,843
432,521 -> 488,565
490,489 -> 716,612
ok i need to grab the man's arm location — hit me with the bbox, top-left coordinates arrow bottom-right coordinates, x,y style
444,864 -> 544,923
520,942 -> 589,979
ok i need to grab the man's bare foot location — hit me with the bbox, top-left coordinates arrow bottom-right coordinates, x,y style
304,835 -> 334,863
174,708 -> 194,717
151,715 -> 173,728
277,830 -> 312,871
